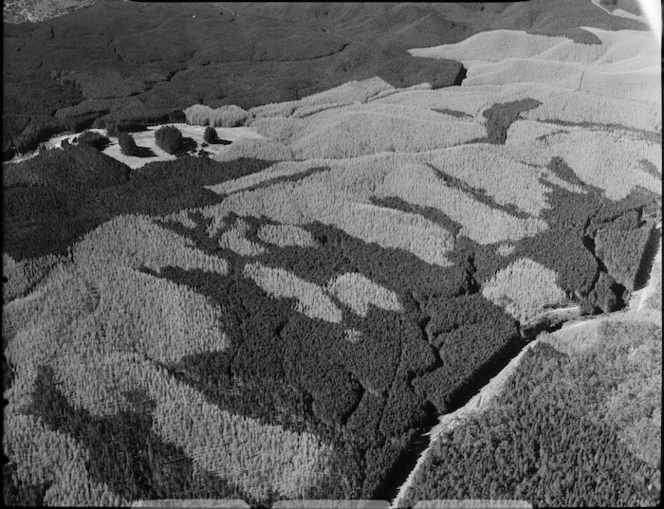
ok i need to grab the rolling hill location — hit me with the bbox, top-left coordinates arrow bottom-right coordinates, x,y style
2,1 -> 661,508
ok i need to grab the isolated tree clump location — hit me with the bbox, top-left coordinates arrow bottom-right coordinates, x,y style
203,126 -> 219,144
76,130 -> 110,150
118,132 -> 140,156
155,125 -> 183,155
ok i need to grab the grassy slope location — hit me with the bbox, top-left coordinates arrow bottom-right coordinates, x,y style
2,2 -> 661,507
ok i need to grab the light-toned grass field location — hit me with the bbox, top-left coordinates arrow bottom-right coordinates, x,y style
246,101 -> 485,160
326,272 -> 402,317
203,169 -> 457,267
418,144 -> 557,216
73,214 -> 229,275
481,257 -> 569,323
507,127 -> 661,199
44,124 -> 265,169
246,77 -> 395,122
257,223 -> 319,249
243,262 -> 343,323
410,30 -> 573,63
408,28 -> 660,104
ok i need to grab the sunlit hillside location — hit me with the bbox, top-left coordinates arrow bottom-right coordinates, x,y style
2,1 -> 661,507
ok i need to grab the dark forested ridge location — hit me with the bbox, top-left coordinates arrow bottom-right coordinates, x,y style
2,0 -> 646,159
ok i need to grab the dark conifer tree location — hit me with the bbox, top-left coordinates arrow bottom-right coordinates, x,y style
77,130 -> 109,150
155,125 -> 183,154
118,132 -> 140,156
204,126 -> 219,144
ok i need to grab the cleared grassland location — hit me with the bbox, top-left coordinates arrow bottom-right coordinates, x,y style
41,124 -> 266,170
241,116 -> 310,146
257,224 -> 319,249
368,82 -> 433,102
521,87 -> 662,132
2,216 -> 233,408
408,28 -> 660,104
510,128 -> 661,200
481,258 -> 568,323
247,101 -> 485,160
419,144 -> 557,217
410,30 -> 573,63
374,162 -> 548,244
642,237 -> 662,311
325,272 -> 402,317
496,243 -> 516,257
207,146 -> 551,249
465,58 -> 585,90
579,63 -> 660,103
72,214 -> 228,275
7,347 -> 334,501
286,103 -> 485,159
372,88 -> 486,117
103,124 -> 264,169
163,209 -> 200,230
204,172 -> 456,267
243,262 -> 343,323
5,254 -> 231,420
246,77 -> 395,122
291,101 -> 355,119
375,81 -> 661,132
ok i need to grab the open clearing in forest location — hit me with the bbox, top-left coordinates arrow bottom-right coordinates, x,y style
42,124 -> 265,170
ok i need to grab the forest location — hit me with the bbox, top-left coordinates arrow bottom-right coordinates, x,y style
403,320 -> 661,507
2,1 -> 661,507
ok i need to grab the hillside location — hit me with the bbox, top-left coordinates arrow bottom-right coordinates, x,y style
2,0 -> 646,160
399,242 -> 662,507
2,1 -> 662,508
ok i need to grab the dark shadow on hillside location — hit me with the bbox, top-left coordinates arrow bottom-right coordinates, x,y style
453,64 -> 467,86
633,226 -> 662,291
207,138 -> 233,146
133,146 -> 155,158
174,137 -> 198,156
